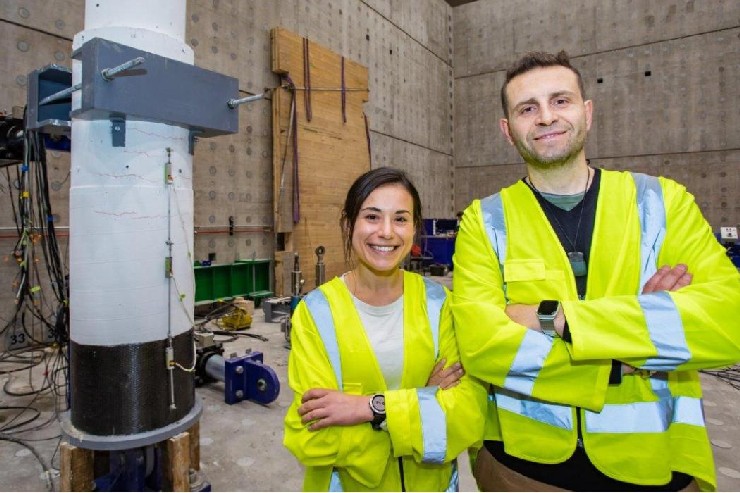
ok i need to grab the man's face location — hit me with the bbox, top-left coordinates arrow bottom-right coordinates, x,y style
499,66 -> 592,169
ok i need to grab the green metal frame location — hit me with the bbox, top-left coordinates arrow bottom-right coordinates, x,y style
194,258 -> 273,306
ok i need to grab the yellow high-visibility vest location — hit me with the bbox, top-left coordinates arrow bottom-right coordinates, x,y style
284,271 -> 487,491
452,170 -> 740,491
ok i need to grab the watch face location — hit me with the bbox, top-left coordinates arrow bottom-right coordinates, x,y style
538,300 -> 559,316
371,394 -> 385,414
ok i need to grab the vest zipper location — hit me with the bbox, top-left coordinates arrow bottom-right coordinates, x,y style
398,457 -> 406,491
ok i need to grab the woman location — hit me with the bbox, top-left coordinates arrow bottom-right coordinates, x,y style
283,167 -> 487,491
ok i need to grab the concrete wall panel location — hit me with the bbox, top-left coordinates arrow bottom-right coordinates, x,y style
454,70 -> 511,167
385,0 -> 451,63
453,1 -> 739,231
589,31 -> 739,157
1,0 -> 83,39
1,21 -> 72,110
453,0 -> 597,77
594,0 -> 739,51
454,0 -> 737,78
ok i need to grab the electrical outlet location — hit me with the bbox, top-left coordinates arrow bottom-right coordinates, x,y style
720,227 -> 738,242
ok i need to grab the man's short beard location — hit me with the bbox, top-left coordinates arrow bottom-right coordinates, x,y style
514,131 -> 587,170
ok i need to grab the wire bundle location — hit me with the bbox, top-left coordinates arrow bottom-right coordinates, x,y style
1,126 -> 69,491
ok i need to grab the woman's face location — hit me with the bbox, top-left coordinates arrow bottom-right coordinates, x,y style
350,183 -> 415,275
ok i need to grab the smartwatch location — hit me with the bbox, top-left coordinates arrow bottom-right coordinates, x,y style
369,394 -> 386,431
537,300 -> 560,338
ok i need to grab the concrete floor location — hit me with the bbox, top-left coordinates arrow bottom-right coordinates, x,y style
1,299 -> 739,491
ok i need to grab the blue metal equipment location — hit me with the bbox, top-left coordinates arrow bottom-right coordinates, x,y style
195,333 -> 281,406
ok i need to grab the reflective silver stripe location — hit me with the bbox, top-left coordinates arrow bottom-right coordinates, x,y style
480,193 -> 507,285
632,172 -> 666,291
494,387 -> 573,430
673,396 -> 706,427
445,460 -> 459,492
638,291 -> 691,370
584,397 -> 704,433
585,374 -> 705,433
503,330 -> 552,396
329,470 -> 343,491
417,386 -> 447,463
649,374 -> 705,427
306,290 -> 346,492
422,277 -> 446,358
303,289 -> 343,391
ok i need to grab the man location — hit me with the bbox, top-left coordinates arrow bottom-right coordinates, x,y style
452,50 -> 740,491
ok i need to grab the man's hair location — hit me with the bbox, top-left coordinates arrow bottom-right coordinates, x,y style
500,50 -> 585,117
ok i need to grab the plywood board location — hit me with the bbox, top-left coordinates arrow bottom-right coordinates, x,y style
271,27 -> 369,295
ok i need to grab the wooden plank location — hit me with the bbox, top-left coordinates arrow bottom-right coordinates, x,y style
60,442 -> 94,492
164,432 -> 191,492
188,422 -> 200,471
270,27 -> 370,295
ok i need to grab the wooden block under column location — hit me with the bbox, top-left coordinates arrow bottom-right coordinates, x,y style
60,442 -> 94,492
188,422 -> 200,471
164,432 -> 191,492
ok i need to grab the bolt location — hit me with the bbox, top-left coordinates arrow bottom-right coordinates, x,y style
257,379 -> 266,391
235,390 -> 244,399
235,366 -> 244,374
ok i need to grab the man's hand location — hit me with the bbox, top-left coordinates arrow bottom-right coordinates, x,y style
642,264 -> 692,293
298,389 -> 372,431
426,358 -> 465,389
623,264 -> 692,375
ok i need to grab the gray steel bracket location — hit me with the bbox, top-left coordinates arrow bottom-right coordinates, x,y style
71,37 -> 239,138
26,64 -> 73,136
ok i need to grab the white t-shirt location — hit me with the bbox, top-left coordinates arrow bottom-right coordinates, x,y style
346,287 -> 405,391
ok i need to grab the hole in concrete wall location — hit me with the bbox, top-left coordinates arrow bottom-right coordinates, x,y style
277,233 -> 286,251
644,70 -> 651,77
597,77 -> 603,84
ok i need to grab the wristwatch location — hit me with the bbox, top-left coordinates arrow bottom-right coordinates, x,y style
537,300 -> 560,338
369,393 -> 386,431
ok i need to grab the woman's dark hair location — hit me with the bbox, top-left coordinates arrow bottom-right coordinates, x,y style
340,167 -> 423,263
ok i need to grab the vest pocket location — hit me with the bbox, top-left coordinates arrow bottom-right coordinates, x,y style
503,259 -> 566,302
503,259 -> 546,282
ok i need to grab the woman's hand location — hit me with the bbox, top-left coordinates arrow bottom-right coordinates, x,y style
298,389 -> 373,431
426,358 -> 464,389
